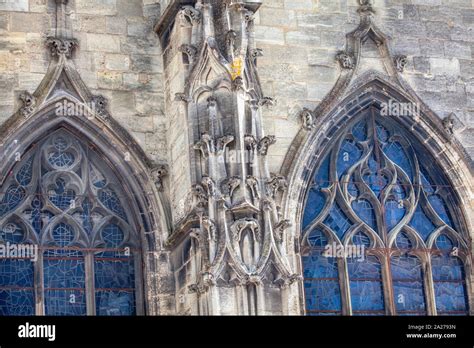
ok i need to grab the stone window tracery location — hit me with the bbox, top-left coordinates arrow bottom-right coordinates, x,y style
0,129 -> 140,316
302,108 -> 470,316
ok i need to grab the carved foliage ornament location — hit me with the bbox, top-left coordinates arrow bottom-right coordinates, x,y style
46,37 -> 78,58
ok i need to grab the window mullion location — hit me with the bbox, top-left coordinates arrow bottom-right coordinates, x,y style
85,251 -> 95,316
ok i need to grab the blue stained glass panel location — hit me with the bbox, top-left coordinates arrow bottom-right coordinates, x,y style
307,229 -> 328,248
384,142 -> 413,180
428,195 -> 454,227
385,200 -> 406,231
99,189 -> 127,221
95,290 -> 135,316
44,290 -> 86,316
351,199 -> 376,230
0,185 -> 26,217
16,157 -> 34,186
395,232 -> 412,249
0,290 -> 35,316
49,179 -> 76,211
337,140 -> 362,179
409,205 -> 436,240
323,204 -> 352,238
352,120 -> 367,141
348,256 -> 385,314
432,256 -> 468,314
0,223 -> 24,244
391,256 -> 426,314
302,190 -> 326,230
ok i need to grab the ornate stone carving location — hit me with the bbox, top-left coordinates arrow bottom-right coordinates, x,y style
19,91 -> 37,118
266,173 -> 288,198
273,219 -> 291,243
299,108 -> 315,131
230,218 -> 260,242
222,176 -> 241,198
250,48 -> 263,64
194,133 -> 235,157
336,51 -> 355,69
257,136 -> 276,156
201,176 -> 217,198
151,165 -> 168,191
191,184 -> 208,209
358,0 -> 375,14
258,97 -> 276,108
179,5 -> 201,25
244,134 -> 257,151
201,217 -> 217,241
91,95 -> 109,119
46,37 -> 78,58
246,176 -> 260,201
179,44 -> 198,64
443,113 -> 455,135
395,55 -> 408,73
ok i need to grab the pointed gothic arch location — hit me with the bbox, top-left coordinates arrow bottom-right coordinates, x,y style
282,77 -> 473,315
0,40 -> 170,316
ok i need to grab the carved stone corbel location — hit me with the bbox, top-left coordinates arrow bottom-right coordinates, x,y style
258,97 -> 276,108
257,136 -> 276,156
336,51 -> 355,70
443,113 -> 455,136
299,108 -> 315,131
273,219 -> 291,243
266,173 -> 288,198
221,176 -> 241,199
180,5 -> 201,25
358,0 -> 375,15
250,48 -> 263,65
395,55 -> 408,73
179,44 -> 198,64
217,135 -> 235,154
230,218 -> 260,242
246,176 -> 260,201
91,95 -> 110,119
201,176 -> 217,198
151,164 -> 168,191
46,37 -> 78,58
19,91 -> 37,118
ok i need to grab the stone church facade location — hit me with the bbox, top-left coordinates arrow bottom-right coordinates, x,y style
0,0 -> 472,316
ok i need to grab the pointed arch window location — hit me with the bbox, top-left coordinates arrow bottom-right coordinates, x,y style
302,108 -> 471,316
0,129 -> 142,316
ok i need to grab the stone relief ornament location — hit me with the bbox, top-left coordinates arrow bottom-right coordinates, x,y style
395,55 -> 408,72
336,51 -> 355,69
19,91 -> 37,118
46,37 -> 78,58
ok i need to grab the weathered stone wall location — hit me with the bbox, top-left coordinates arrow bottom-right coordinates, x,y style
253,0 -> 473,173
0,0 -> 166,164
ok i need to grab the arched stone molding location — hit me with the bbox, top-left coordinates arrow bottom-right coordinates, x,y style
280,1 -> 474,315
0,38 -> 171,316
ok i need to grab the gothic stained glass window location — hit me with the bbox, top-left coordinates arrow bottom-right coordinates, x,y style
0,223 -> 35,315
303,229 -> 342,315
432,235 -> 469,315
301,108 -> 470,316
0,129 -> 141,316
